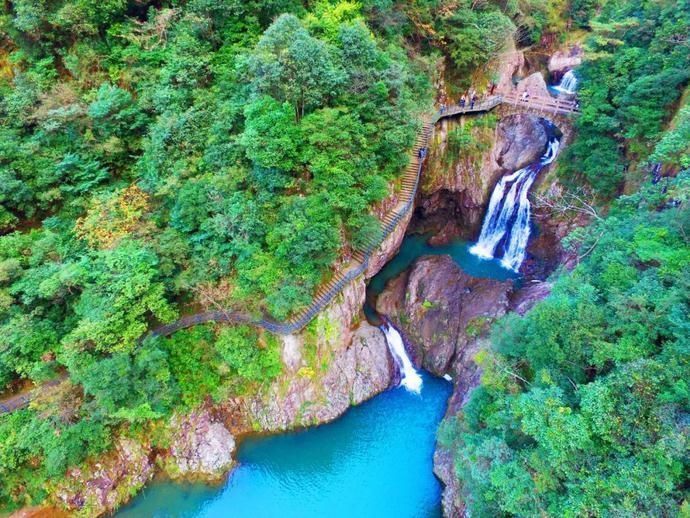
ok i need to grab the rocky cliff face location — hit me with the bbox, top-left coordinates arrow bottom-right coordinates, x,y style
417,112 -> 550,241
376,255 -> 513,378
548,45 -> 583,78
375,255 -> 514,517
247,321 -> 392,431
46,152 -> 412,516
164,408 -> 236,480
53,438 -> 155,516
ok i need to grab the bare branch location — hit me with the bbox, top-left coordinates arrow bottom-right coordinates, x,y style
533,186 -> 602,221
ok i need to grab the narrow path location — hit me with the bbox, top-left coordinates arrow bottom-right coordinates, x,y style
1,94 -> 578,414
153,93 -> 577,339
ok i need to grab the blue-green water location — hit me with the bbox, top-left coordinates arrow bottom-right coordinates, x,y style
118,373 -> 452,518
365,234 -> 519,322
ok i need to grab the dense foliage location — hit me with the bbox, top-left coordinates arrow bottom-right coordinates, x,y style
561,0 -> 690,197
442,174 -> 690,516
0,0 -> 437,509
0,0 -> 564,510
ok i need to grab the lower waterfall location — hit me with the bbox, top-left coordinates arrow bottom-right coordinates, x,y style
381,324 -> 423,393
470,138 -> 560,271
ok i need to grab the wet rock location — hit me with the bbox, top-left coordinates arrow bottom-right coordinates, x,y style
523,201 -> 589,278
496,114 -> 549,172
166,408 -> 235,480
376,255 -> 513,377
420,112 -> 550,239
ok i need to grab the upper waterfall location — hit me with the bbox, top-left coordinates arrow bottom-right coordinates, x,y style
470,138 -> 560,272
553,69 -> 578,94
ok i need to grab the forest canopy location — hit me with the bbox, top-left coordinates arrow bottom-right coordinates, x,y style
0,0 -> 547,510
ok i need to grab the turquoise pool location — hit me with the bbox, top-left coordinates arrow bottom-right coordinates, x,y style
118,372 -> 452,518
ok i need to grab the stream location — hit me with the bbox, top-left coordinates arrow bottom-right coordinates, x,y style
118,232 -> 517,517
116,110 -> 557,518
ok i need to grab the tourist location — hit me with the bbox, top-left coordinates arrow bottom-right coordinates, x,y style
460,95 -> 466,108
522,91 -> 529,102
470,95 -> 477,109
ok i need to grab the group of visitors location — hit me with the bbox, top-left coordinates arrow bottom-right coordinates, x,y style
439,81 -> 499,115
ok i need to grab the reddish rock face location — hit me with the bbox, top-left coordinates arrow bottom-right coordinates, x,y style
376,255 -> 513,377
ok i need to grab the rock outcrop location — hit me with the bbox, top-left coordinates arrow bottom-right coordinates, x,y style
496,113 -> 549,171
165,408 -> 236,480
247,321 -> 392,431
418,112 -> 550,240
376,254 -> 514,517
433,447 -> 464,518
376,255 -> 513,378
514,71 -> 550,97
53,438 -> 154,516
548,45 -> 583,76
509,280 -> 552,315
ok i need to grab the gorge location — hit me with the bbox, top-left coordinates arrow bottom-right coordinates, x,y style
2,1 -> 688,516
114,70 -> 572,517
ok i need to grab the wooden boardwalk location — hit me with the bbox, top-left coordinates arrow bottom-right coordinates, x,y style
152,120 -> 435,337
152,92 -> 578,338
2,91 -> 579,414
499,91 -> 579,115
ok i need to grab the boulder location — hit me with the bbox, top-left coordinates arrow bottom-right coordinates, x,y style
496,114 -> 549,171
514,71 -> 550,97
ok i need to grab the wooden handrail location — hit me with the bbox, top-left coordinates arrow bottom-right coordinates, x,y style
151,91 -> 578,339
2,90 -> 581,414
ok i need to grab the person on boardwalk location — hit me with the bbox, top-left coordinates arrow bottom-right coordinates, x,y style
489,82 -> 497,95
460,95 -> 466,108
522,91 -> 529,102
470,94 -> 477,109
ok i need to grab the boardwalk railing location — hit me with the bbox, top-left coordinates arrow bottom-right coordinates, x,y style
433,95 -> 504,122
2,91 -> 580,414
152,92 -> 579,339
151,120 -> 435,338
500,91 -> 579,115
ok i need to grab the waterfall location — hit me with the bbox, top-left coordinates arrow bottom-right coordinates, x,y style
381,324 -> 422,393
470,139 -> 560,272
553,70 -> 577,94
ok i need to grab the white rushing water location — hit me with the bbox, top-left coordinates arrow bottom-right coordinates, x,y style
553,69 -> 578,94
470,139 -> 560,271
382,324 -> 423,393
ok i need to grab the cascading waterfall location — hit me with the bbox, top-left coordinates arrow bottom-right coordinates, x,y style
381,324 -> 422,393
470,138 -> 560,272
553,69 -> 578,94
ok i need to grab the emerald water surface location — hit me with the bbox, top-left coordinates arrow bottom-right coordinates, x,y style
119,372 -> 451,518
365,233 -> 519,322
